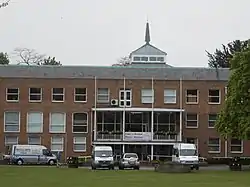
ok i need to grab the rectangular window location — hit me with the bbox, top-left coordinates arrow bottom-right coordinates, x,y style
208,138 -> 220,153
208,89 -> 220,104
29,88 -> 42,102
27,112 -> 43,133
230,139 -> 243,153
157,57 -> 164,61
51,136 -> 64,151
49,113 -> 66,133
6,88 -> 19,102
119,89 -> 132,107
5,136 -> 18,146
141,56 -> 148,61
97,88 -> 109,103
4,111 -> 20,132
186,89 -> 198,104
133,57 -> 140,61
149,57 -> 157,61
141,89 -> 154,104
164,89 -> 176,104
184,137 -> 199,149
208,114 -> 217,128
73,137 -> 86,152
74,88 -> 87,102
72,113 -> 88,133
28,136 -> 41,145
186,113 -> 198,128
52,88 -> 64,102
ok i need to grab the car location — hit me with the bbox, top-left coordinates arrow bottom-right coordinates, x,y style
118,153 -> 140,170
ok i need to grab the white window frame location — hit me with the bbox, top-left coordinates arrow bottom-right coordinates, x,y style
73,137 -> 87,152
74,88 -> 87,103
230,139 -> 243,154
28,136 -> 41,145
72,112 -> 88,133
97,88 -> 110,103
141,89 -> 154,104
29,88 -> 42,102
51,136 -> 64,152
4,111 -> 20,132
51,88 -> 64,102
4,136 -> 19,146
208,114 -> 217,128
208,138 -> 221,153
164,89 -> 176,104
49,112 -> 66,133
119,89 -> 132,107
186,113 -> 198,128
208,89 -> 221,104
26,112 -> 43,133
186,89 -> 198,104
6,88 -> 19,102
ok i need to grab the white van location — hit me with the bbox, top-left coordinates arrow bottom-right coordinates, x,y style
91,146 -> 114,170
172,143 -> 199,170
10,145 -> 57,165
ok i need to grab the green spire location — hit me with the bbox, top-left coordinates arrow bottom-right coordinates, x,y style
145,22 -> 150,44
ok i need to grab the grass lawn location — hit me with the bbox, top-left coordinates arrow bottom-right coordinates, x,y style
0,167 -> 250,187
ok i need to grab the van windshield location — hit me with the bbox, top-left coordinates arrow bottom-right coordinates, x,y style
179,149 -> 197,156
95,151 -> 112,157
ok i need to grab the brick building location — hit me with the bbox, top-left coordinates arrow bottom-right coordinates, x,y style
0,22 -> 249,160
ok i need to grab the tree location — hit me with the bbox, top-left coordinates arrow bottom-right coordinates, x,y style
215,43 -> 250,140
206,40 -> 249,68
112,56 -> 131,66
13,48 -> 46,65
0,52 -> 9,65
0,0 -> 10,9
41,56 -> 62,66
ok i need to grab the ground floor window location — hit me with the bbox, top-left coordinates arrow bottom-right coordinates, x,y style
51,136 -> 64,151
208,137 -> 220,153
28,136 -> 41,145
230,139 -> 243,153
73,137 -> 86,152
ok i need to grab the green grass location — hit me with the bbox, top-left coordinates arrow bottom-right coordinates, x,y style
0,167 -> 250,187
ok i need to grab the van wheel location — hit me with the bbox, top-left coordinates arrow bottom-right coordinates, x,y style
17,159 -> 23,165
48,160 -> 55,165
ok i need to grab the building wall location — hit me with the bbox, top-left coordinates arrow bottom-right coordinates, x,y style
0,77 -> 249,158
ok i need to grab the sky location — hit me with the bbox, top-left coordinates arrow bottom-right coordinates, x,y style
1,0 -> 250,67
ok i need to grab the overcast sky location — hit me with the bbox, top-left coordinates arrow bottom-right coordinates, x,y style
1,0 -> 250,67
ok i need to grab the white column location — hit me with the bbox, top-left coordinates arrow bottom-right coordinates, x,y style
122,144 -> 125,153
179,77 -> 183,142
93,76 -> 97,141
151,145 -> 154,161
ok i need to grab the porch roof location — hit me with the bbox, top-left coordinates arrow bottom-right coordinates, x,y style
91,107 -> 184,112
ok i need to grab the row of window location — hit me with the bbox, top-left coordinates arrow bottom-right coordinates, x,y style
4,136 -> 86,152
186,113 -> 218,128
3,112 -> 88,133
5,87 -> 225,106
185,137 -> 243,154
133,56 -> 165,62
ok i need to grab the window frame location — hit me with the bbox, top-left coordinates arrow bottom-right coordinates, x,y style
141,88 -> 154,104
184,137 -> 199,150
208,114 -> 217,128
6,88 -> 19,102
4,111 -> 20,133
28,136 -> 41,145
97,88 -> 110,103
29,87 -> 42,102
230,139 -> 243,154
74,88 -> 87,103
72,112 -> 88,133
186,113 -> 198,128
51,88 -> 65,102
51,136 -> 64,152
26,112 -> 43,133
49,112 -> 66,133
186,89 -> 199,104
73,137 -> 87,152
4,136 -> 19,146
208,137 -> 221,153
164,89 -> 177,104
208,89 -> 221,104
119,89 -> 132,107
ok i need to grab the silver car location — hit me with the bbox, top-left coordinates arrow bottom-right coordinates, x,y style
118,153 -> 140,170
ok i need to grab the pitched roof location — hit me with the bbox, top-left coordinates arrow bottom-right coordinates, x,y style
129,43 -> 167,57
0,65 -> 229,81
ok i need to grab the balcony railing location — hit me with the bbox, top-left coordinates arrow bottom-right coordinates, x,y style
153,132 -> 180,141
96,131 -> 122,141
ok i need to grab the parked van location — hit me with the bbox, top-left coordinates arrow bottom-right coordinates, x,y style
10,145 -> 57,165
91,146 -> 114,170
172,143 -> 199,170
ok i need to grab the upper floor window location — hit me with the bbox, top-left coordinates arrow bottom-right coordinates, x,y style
119,89 -> 132,107
133,57 -> 140,61
164,89 -> 176,104
208,89 -> 220,104
141,89 -> 154,104
29,88 -> 42,102
149,57 -> 157,61
72,113 -> 88,133
97,88 -> 109,103
27,112 -> 43,133
208,137 -> 220,153
52,88 -> 64,102
230,139 -> 243,153
208,114 -> 217,128
186,113 -> 198,128
49,112 -> 66,133
186,89 -> 198,104
6,88 -> 19,102
141,57 -> 148,61
157,57 -> 164,62
4,111 -> 20,132
74,88 -> 87,102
